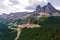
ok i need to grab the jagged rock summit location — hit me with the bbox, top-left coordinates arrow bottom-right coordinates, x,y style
0,2 -> 60,19
35,2 -> 60,16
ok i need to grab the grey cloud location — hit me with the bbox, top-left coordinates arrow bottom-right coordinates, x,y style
9,0 -> 20,5
29,0 -> 47,6
50,0 -> 60,6
0,0 -> 4,3
0,5 -> 6,9
25,6 -> 36,10
0,1 -> 6,10
0,0 -> 4,2
25,0 -> 47,10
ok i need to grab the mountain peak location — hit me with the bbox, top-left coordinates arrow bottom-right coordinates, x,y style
42,2 -> 57,13
36,2 -> 58,12
36,5 -> 41,12
35,2 -> 60,16
47,2 -> 53,8
47,2 -> 51,6
36,5 -> 41,10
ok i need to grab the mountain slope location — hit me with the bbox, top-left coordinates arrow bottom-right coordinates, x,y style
35,2 -> 60,16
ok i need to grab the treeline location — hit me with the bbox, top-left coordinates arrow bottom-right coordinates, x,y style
18,16 -> 60,40
0,23 -> 17,40
30,16 -> 60,24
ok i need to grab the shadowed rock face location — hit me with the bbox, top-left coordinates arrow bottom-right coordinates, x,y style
36,2 -> 59,12
36,5 -> 41,12
42,2 -> 57,13
35,2 -> 60,16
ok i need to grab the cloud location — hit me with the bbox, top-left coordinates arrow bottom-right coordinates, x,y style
25,0 -> 48,10
54,6 -> 60,10
0,0 -> 60,14
0,0 -> 25,14
18,0 -> 30,6
9,0 -> 20,5
29,0 -> 48,5
25,6 -> 36,10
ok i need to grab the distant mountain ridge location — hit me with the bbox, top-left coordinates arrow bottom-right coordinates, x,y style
0,12 -> 31,20
1,2 -> 60,18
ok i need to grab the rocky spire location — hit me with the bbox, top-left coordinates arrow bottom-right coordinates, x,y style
35,2 -> 60,16
38,2 -> 57,13
36,5 -> 41,12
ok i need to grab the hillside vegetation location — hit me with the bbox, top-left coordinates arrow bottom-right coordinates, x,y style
0,23 -> 17,40
18,16 -> 60,40
0,16 -> 60,40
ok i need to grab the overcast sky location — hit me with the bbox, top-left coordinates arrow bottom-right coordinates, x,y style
0,0 -> 60,14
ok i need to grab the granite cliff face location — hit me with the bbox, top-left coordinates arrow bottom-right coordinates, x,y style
35,2 -> 60,16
